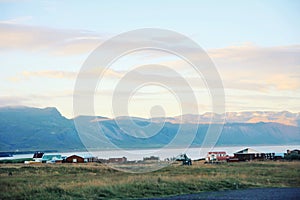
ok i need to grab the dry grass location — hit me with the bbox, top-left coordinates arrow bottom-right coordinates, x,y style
0,161 -> 300,199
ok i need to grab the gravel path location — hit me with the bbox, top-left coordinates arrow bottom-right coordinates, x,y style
144,187 -> 300,200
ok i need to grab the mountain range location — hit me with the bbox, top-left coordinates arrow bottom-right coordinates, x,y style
152,111 -> 300,126
0,106 -> 299,152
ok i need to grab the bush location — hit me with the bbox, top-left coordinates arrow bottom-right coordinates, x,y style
285,153 -> 300,160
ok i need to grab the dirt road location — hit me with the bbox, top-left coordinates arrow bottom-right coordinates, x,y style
145,187 -> 300,200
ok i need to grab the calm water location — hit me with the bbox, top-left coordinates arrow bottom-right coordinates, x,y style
1,145 -> 299,161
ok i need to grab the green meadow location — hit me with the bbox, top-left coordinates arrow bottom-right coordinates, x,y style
1,161 -> 300,199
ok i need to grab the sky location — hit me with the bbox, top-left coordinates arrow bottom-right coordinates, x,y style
0,0 -> 300,118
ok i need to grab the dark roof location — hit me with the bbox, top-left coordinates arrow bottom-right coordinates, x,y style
208,151 -> 226,155
33,152 -> 44,158
66,155 -> 84,159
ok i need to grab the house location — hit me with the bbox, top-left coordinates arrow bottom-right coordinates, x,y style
41,154 -> 63,163
205,151 -> 227,162
65,154 -> 97,163
233,148 -> 275,161
33,152 -> 44,162
66,155 -> 85,163
24,152 -> 44,164
108,157 -> 127,163
84,155 -> 98,162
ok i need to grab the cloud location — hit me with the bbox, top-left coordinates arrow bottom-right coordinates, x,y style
208,43 -> 300,72
208,44 -> 300,92
0,89 -> 75,105
0,16 -> 33,24
10,42 -> 300,94
225,92 -> 300,112
23,70 -> 76,79
0,96 -> 32,106
111,43 -> 300,92
148,43 -> 300,92
3,23 -> 299,93
9,70 -> 77,82
0,22 -> 105,55
3,22 -> 298,92
8,68 -> 124,82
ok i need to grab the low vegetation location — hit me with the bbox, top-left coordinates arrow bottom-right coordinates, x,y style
0,158 -> 33,164
1,161 -> 300,199
285,153 -> 300,160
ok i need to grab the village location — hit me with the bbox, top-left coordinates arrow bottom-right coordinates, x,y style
23,147 -> 300,165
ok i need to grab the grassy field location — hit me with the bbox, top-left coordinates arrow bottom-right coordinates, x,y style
1,161 -> 300,199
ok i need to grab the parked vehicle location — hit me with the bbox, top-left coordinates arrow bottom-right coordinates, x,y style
176,154 -> 192,165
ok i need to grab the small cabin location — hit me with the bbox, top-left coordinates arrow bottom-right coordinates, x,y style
205,151 -> 227,162
33,152 -> 44,162
66,155 -> 85,163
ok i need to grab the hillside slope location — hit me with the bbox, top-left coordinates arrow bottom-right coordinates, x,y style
0,107 -> 299,152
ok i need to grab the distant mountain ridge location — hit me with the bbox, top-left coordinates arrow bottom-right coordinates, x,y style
151,111 -> 300,126
0,106 -> 299,152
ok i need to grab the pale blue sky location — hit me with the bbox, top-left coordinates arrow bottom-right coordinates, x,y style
0,0 -> 299,118
1,1 -> 300,48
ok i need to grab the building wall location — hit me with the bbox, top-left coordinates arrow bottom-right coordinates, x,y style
41,155 -> 62,163
66,155 -> 84,163
234,153 -> 275,161
206,152 -> 227,162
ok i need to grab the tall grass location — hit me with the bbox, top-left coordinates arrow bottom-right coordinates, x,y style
1,161 -> 299,199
